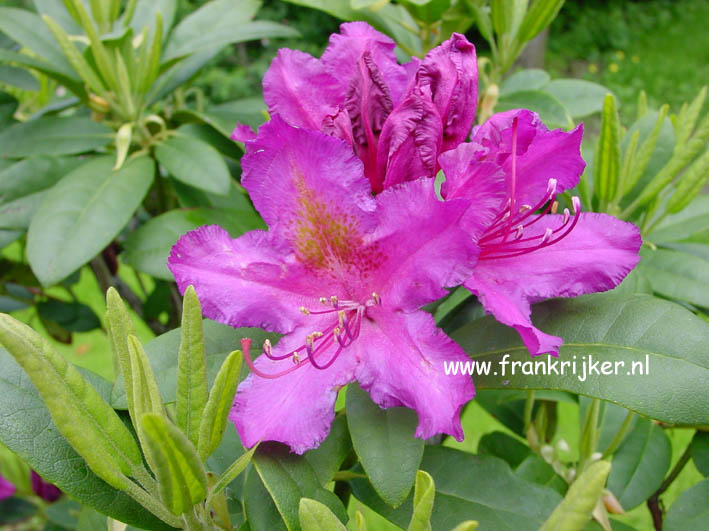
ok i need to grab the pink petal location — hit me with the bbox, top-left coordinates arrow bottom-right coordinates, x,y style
168,225 -> 329,333
230,123 -> 256,142
467,213 -> 642,355
372,178 -> 478,311
0,475 -> 15,500
263,49 -> 342,130
378,86 -> 443,190
353,309 -> 475,441
231,327 -> 358,454
417,33 -> 478,152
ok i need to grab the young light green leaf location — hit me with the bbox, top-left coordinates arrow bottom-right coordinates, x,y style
139,11 -> 162,95
41,14 -> 105,94
664,479 -> 709,531
113,50 -> 135,118
623,104 -> 669,195
176,285 -> 209,447
616,130 -> 639,202
539,460 -> 611,531
408,470 -> 435,531
208,443 -> 257,503
299,498 -> 348,531
594,93 -> 621,202
451,522 -> 479,531
675,86 -> 706,147
516,0 -> 565,44
113,123 -> 133,170
197,349 -> 242,461
139,413 -> 208,516
666,148 -> 709,214
347,383 -> 424,508
127,335 -> 164,420
106,287 -> 137,419
637,91 -> 648,120
68,0 -> 118,92
0,314 -> 141,489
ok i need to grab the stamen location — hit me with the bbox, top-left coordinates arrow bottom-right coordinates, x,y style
371,292 -> 381,305
319,297 -> 328,305
292,351 -> 301,364
330,295 -> 339,306
338,310 -> 346,328
299,306 -> 310,315
263,339 -> 272,355
551,201 -> 559,214
540,227 -> 553,244
563,208 -> 570,224
519,204 -> 532,213
515,224 -> 524,239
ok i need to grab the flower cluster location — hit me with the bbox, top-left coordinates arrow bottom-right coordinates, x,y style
169,23 -> 641,454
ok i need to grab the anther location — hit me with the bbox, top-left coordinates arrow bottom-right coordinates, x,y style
572,196 -> 581,214
515,225 -> 524,239
299,306 -> 310,315
562,208 -> 570,224
501,211 -> 511,222
519,204 -> 532,213
263,339 -> 272,355
372,292 -> 381,305
541,227 -> 554,244
330,295 -> 339,306
319,297 -> 328,305
292,352 -> 301,364
551,201 -> 559,214
338,310 -> 346,327
546,178 -> 558,197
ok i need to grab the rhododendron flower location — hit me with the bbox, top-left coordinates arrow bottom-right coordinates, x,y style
169,118 -> 479,453
31,471 -> 61,502
440,109 -> 642,356
232,22 -> 477,194
0,473 -> 14,500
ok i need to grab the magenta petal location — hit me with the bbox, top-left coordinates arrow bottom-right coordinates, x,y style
0,475 -> 15,500
231,328 -> 358,454
372,178 -> 478,311
439,143 -> 507,240
378,87 -> 443,189
230,123 -> 256,142
472,110 -> 585,206
168,225 -> 326,333
467,213 -> 642,355
417,33 -> 477,152
322,22 -> 409,104
241,116 -> 377,234
354,310 -> 475,441
31,471 -> 61,502
263,49 -> 342,130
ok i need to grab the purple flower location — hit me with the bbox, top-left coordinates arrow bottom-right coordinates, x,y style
440,109 -> 642,356
169,117 -> 477,453
233,22 -> 477,194
0,474 -> 15,500
31,471 -> 61,503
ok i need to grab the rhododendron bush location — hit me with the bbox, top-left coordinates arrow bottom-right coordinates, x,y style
0,1 -> 707,530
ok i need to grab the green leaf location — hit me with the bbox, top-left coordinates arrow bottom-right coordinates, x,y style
111,320 -> 276,409
175,285 -> 208,447
27,156 -> 154,285
0,7 -> 76,78
139,413 -> 208,515
0,156 -> 82,206
0,116 -> 111,158
593,93 -> 621,202
0,350 -> 171,530
209,444 -> 257,502
496,90 -> 571,129
350,446 -> 562,530
515,455 -> 567,496
516,0 -> 565,43
622,105 -> 670,196
0,49 -> 83,95
0,65 -> 39,91
121,206 -> 264,280
666,148 -> 709,214
106,287 -> 138,421
452,294 -> 709,426
478,431 -> 530,468
128,0 -> 176,43
299,498 -> 348,531
243,466 -> 287,531
0,316 -> 142,488
638,248 -> 709,308
304,414 -> 352,486
690,431 -> 709,477
499,69 -> 550,96
173,97 -> 268,136
155,134 -> 231,195
346,383 -> 424,507
663,478 -> 709,531
408,470 -> 435,531
250,443 -> 349,529
542,79 -> 609,119
37,300 -> 101,332
539,460 -> 610,531
163,0 -> 297,61
649,195 -> 709,244
177,123 -> 244,160
127,335 -> 165,420
607,418 -> 671,510
198,349 -> 242,461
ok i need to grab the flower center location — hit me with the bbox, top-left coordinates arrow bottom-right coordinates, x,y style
242,293 -> 382,379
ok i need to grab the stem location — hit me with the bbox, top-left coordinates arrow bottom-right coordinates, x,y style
182,508 -> 205,531
523,390 -> 535,434
122,479 -> 183,528
601,411 -> 635,459
647,443 -> 692,531
578,399 -> 601,473
131,464 -> 158,496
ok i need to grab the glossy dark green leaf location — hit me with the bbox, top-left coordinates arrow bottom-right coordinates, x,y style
155,134 -> 231,195
173,98 -> 268,136
347,383 -> 424,507
350,446 -> 562,530
122,207 -> 264,280
0,349 -> 172,530
478,431 -> 530,468
515,455 -> 567,496
542,79 -> 609,119
0,116 -> 111,158
243,468 -> 287,531
37,299 -> 101,332
0,65 -> 38,91
128,0 -> 176,43
0,156 -> 81,205
299,498 -> 347,531
162,0 -> 297,61
304,415 -> 351,487
496,90 -> 570,129
499,68 -> 550,96
453,294 -> 709,426
607,418 -> 671,510
178,123 -> 243,160
250,443 -> 348,529
664,478 -> 709,531
111,320 -> 276,408
0,497 -> 38,525
27,156 -> 154,285
649,195 -> 709,244
638,248 -> 709,308
690,431 -> 709,477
